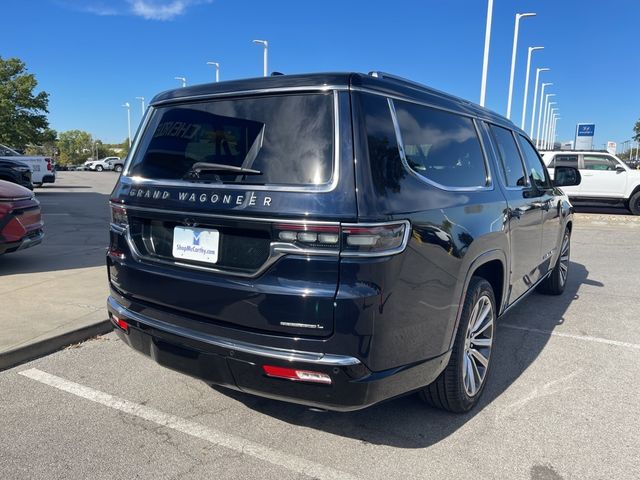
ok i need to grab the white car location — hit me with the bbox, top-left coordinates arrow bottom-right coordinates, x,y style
84,156 -> 121,172
542,150 -> 640,215
0,144 -> 56,187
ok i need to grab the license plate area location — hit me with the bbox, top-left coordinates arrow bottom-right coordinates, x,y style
172,226 -> 220,264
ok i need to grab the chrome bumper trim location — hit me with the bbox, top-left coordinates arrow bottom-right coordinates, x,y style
107,296 -> 361,367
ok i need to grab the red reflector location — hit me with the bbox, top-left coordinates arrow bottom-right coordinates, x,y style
262,365 -> 332,384
107,247 -> 126,260
111,315 -> 129,332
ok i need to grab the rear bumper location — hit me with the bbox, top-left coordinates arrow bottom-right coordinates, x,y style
42,174 -> 55,184
107,295 -> 450,411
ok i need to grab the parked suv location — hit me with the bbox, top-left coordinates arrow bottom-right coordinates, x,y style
85,157 -> 120,172
0,144 -> 55,187
106,72 -> 580,412
0,180 -> 44,255
542,150 -> 640,214
0,157 -> 33,190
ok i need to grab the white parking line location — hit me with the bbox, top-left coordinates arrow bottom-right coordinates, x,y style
18,368 -> 360,480
500,324 -> 640,351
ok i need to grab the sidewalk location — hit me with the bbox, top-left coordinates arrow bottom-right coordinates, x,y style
0,172 -> 117,370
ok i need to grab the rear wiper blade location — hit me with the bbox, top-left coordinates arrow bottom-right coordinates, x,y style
188,162 -> 262,176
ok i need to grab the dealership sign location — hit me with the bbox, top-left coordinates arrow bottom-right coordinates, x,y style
607,141 -> 617,154
575,123 -> 595,150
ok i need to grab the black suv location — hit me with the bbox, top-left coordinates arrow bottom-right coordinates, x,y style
0,158 -> 33,190
106,72 -> 580,412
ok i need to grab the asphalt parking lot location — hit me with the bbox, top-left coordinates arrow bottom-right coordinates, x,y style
1,173 -> 639,480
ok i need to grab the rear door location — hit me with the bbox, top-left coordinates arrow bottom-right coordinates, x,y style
580,154 -> 627,198
516,134 -> 562,273
110,90 -> 356,338
487,124 -> 543,302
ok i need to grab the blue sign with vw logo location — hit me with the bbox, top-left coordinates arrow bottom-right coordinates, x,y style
577,124 -> 595,137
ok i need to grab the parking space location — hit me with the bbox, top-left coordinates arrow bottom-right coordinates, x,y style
1,186 -> 638,479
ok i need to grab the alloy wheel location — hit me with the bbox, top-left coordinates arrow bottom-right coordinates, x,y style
559,234 -> 570,286
462,295 -> 494,397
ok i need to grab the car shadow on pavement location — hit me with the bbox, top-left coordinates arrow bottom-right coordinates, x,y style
215,260 -> 602,448
573,205 -> 631,215
0,191 -> 110,275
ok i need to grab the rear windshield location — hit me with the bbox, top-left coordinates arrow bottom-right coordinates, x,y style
128,93 -> 335,186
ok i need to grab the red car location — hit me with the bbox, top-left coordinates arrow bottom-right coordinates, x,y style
0,180 -> 44,255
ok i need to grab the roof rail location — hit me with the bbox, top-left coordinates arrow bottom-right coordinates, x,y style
368,71 -> 428,90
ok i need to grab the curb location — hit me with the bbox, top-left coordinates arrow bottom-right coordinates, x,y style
0,320 -> 114,371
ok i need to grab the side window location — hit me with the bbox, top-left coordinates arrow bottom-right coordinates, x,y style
516,134 -> 551,189
552,154 -> 579,168
360,93 -> 405,195
489,125 -> 527,187
394,100 -> 488,188
583,155 -> 618,171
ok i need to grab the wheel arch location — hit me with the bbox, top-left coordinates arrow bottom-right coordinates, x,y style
447,250 -> 508,351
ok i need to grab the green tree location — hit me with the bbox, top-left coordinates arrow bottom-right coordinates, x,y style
57,130 -> 93,165
634,119 -> 640,143
0,56 -> 50,149
25,128 -> 58,157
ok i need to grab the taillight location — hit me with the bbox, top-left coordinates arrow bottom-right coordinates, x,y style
272,221 -> 410,256
262,365 -> 332,384
341,221 -> 410,257
45,158 -> 52,171
273,223 -> 340,249
110,204 -> 128,228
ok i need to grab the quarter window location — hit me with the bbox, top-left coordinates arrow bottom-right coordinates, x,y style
489,125 -> 527,187
583,155 -> 619,171
394,100 -> 488,188
516,134 -> 551,189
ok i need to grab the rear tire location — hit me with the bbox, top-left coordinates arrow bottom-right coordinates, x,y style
537,228 -> 570,295
420,277 -> 496,413
629,191 -> 640,215
96,165 -> 104,172
114,165 -> 123,172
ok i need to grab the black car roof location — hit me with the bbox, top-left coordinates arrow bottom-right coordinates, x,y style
150,72 -> 521,134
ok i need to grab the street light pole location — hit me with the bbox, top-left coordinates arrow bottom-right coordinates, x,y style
135,97 -> 145,116
549,115 -> 560,149
530,68 -> 550,137
536,84 -> 553,148
506,12 -> 536,119
521,46 -> 543,130
252,39 -> 268,77
545,107 -> 558,149
206,61 -> 220,82
479,0 -> 494,107
122,102 -> 131,148
174,76 -> 187,87
552,117 -> 561,149
539,92 -> 555,148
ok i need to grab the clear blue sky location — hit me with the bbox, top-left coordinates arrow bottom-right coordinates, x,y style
4,0 -> 639,148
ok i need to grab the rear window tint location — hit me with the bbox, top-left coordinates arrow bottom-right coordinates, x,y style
360,93 -> 405,195
128,93 -> 334,186
394,100 -> 488,188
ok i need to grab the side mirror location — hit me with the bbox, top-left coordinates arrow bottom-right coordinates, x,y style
553,166 -> 581,187
615,165 -> 626,173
